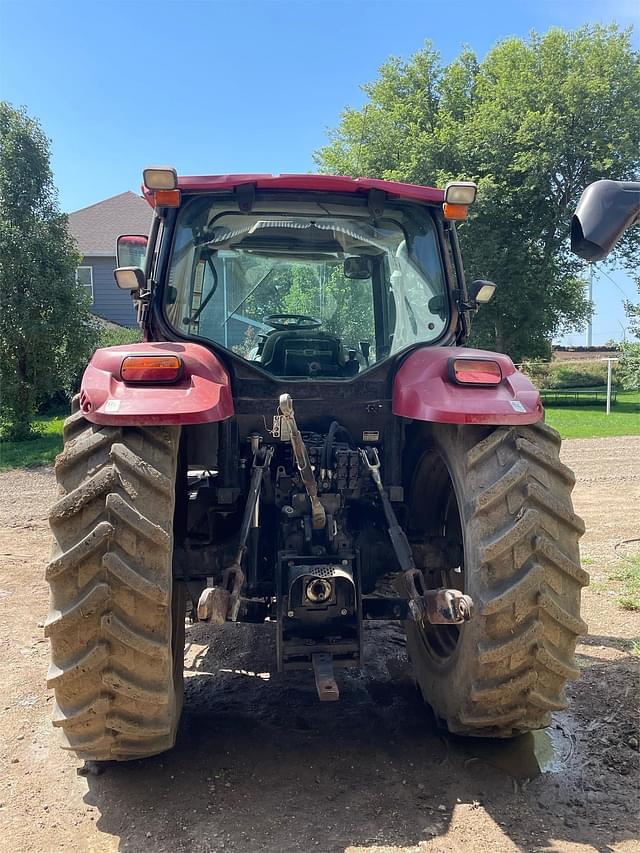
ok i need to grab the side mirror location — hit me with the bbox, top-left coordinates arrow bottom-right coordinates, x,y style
571,180 -> 640,262
114,267 -> 146,291
468,280 -> 497,305
344,256 -> 373,279
117,234 -> 148,268
428,293 -> 447,319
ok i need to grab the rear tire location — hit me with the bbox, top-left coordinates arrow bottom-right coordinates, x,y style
46,399 -> 184,760
405,421 -> 588,737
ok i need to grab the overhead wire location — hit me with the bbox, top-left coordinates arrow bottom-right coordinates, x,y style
593,264 -> 633,300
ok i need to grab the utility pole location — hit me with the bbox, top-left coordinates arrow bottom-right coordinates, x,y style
585,263 -> 593,347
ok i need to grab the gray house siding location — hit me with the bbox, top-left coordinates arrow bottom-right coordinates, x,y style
69,191 -> 152,327
84,255 -> 137,327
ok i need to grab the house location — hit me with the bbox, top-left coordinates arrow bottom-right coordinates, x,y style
68,191 -> 152,327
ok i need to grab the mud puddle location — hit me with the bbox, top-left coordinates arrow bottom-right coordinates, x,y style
448,717 -> 577,786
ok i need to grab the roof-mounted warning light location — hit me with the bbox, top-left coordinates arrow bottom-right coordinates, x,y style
143,166 -> 178,191
443,181 -> 477,220
143,166 -> 181,208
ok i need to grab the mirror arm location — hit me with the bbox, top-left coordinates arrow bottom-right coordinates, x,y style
451,288 -> 474,313
143,215 -> 161,280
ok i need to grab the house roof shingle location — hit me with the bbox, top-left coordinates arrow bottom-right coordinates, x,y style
68,191 -> 152,256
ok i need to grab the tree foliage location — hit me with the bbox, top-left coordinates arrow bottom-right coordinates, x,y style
315,25 -> 640,360
619,282 -> 640,390
232,261 -> 374,355
618,342 -> 640,390
624,282 -> 640,340
0,102 -> 97,439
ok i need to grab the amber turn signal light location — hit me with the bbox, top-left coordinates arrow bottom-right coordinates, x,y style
121,355 -> 183,383
153,189 -> 181,208
449,358 -> 502,386
443,202 -> 469,220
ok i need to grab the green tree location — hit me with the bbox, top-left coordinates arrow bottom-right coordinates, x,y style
618,342 -> 640,390
322,267 -> 375,349
315,26 -> 640,361
239,260 -> 375,348
619,282 -> 640,390
0,103 -> 97,440
624,282 -> 640,340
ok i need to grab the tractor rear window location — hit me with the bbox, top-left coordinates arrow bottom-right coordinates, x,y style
163,197 -> 449,379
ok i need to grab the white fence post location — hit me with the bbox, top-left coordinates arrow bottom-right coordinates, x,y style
603,357 -> 620,415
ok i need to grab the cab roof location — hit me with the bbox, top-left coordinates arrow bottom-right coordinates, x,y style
163,173 -> 444,204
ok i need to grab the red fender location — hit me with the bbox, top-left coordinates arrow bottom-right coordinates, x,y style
79,342 -> 234,426
393,347 -> 543,425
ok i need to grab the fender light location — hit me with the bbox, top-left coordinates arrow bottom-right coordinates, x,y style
121,355 -> 183,384
449,358 -> 502,386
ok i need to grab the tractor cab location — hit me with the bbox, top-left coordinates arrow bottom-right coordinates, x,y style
159,184 -> 460,380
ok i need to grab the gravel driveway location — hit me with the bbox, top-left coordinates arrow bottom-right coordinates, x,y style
0,437 -> 638,853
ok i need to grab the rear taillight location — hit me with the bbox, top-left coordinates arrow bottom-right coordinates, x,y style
121,355 -> 182,383
449,357 -> 502,386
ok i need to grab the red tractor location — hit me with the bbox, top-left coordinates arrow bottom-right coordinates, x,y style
47,169 -> 588,761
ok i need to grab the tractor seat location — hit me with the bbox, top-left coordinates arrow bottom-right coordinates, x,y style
259,330 -> 358,378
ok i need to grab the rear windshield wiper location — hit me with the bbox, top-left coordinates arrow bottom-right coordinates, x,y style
223,267 -> 276,325
184,256 -> 218,326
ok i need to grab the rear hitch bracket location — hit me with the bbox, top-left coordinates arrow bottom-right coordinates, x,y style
403,569 -> 473,624
197,444 -> 273,623
359,447 -> 474,626
312,653 -> 340,702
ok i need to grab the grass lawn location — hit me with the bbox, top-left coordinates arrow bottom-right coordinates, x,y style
0,407 -> 67,471
544,390 -> 640,439
614,553 -> 640,612
591,551 -> 640,616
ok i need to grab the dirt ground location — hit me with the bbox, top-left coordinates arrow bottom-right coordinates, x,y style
1,437 -> 638,853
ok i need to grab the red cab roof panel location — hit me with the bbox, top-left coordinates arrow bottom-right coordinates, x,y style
173,173 -> 445,204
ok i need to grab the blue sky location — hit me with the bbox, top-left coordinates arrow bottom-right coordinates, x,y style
1,0 -> 637,345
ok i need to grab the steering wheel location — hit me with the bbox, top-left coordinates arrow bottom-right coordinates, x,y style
263,313 -> 322,331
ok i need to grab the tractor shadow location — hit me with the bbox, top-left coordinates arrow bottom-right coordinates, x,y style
83,623 -> 638,852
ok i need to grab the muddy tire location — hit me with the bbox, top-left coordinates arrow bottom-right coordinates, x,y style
405,421 -> 588,737
46,399 -> 184,761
